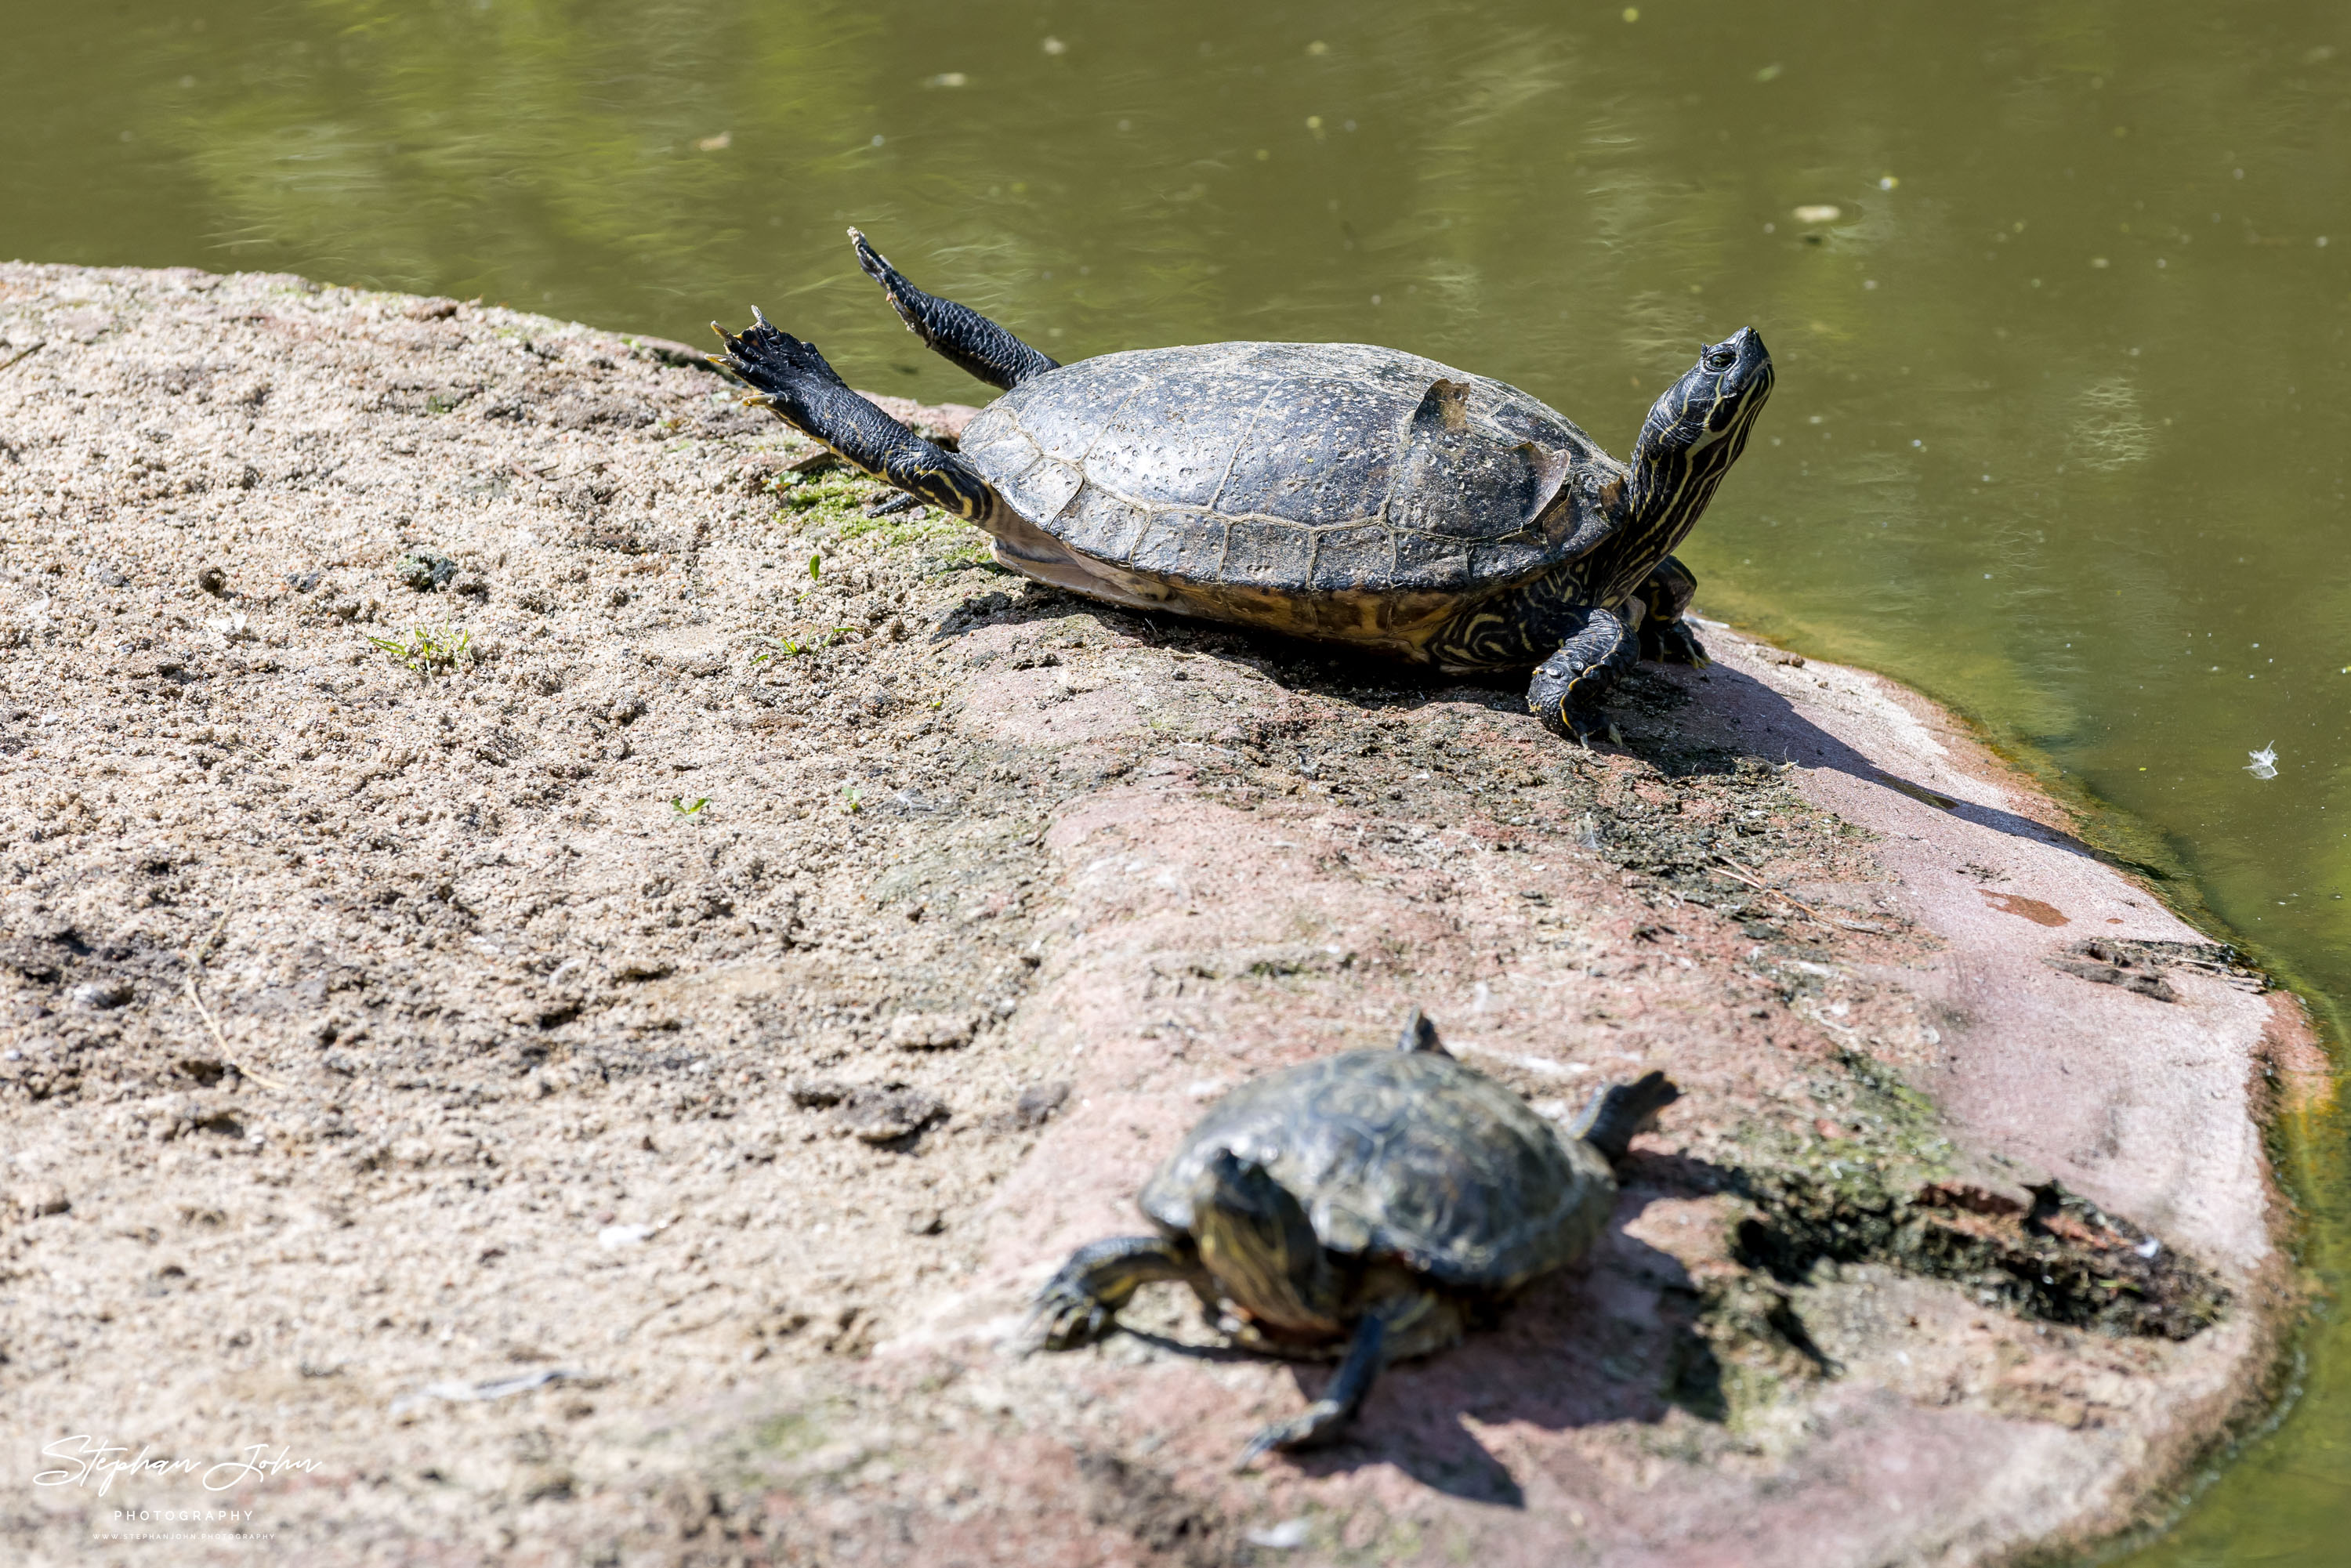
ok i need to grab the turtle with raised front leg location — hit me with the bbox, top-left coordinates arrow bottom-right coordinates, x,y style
708,230 -> 1772,744
1023,1010 -> 1679,1467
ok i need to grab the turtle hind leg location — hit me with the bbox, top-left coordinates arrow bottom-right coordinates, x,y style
1570,1070 -> 1683,1164
1634,553 -> 1710,667
850,228 -> 1060,391
711,313 -> 1001,522
1025,1234 -> 1207,1352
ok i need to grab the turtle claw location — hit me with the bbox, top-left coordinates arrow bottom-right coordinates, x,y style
848,226 -> 892,281
1545,701 -> 1614,750
1233,1427 -> 1285,1471
1581,714 -> 1625,749
1023,1278 -> 1117,1353
1234,1400 -> 1350,1471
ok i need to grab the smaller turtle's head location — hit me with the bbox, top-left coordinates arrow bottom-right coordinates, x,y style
1190,1150 -> 1342,1335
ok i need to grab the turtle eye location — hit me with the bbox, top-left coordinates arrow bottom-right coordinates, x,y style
1702,349 -> 1737,372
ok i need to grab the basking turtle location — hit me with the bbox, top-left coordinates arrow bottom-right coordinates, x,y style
1025,1011 -> 1678,1465
710,231 -> 1773,741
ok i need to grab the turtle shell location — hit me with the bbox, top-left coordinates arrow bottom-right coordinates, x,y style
957,342 -> 1625,606
1137,1049 -> 1617,1294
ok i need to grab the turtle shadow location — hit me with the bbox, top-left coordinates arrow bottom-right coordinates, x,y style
1643,657 -> 2102,859
923,581 -> 1473,706
922,583 -> 2089,862
1268,1163 -> 1732,1508
923,579 -> 1212,651
1111,1327 -> 1273,1366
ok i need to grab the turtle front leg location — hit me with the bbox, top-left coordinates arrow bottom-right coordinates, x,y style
1237,1311 -> 1389,1468
1527,604 -> 1638,745
1633,553 -> 1709,667
710,313 -> 1005,523
1234,1287 -> 1458,1468
1026,1235 -> 1206,1351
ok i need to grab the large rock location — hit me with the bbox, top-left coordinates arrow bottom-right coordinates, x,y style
0,263 -> 2319,1563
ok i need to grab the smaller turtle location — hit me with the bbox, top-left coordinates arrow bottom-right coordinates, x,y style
1027,1011 -> 1678,1465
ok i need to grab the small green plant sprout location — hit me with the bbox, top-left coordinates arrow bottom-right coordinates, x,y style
748,635 -> 811,666
841,785 -> 863,814
759,625 -> 864,661
367,621 -> 472,679
672,796 -> 710,817
809,551 -> 824,580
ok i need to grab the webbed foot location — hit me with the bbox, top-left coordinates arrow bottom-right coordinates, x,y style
715,308 -> 856,423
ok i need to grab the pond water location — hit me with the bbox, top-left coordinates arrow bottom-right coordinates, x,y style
5,2 -> 2346,1557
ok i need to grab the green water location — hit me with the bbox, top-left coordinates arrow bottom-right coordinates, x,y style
5,2 -> 2347,1555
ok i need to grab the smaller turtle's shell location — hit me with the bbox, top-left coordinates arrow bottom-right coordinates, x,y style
1139,1050 -> 1616,1294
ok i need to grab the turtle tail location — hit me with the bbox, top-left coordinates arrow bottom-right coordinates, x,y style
1571,1070 -> 1680,1165
1394,1006 -> 1447,1055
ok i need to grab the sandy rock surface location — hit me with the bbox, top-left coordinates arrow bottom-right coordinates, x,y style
0,263 -> 2321,1565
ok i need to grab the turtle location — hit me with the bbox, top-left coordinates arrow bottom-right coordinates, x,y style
708,230 -> 1773,741
1023,1009 -> 1679,1465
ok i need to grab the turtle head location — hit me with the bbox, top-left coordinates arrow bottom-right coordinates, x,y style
1190,1150 -> 1343,1335
1638,328 -> 1774,465
1623,328 -> 1773,560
